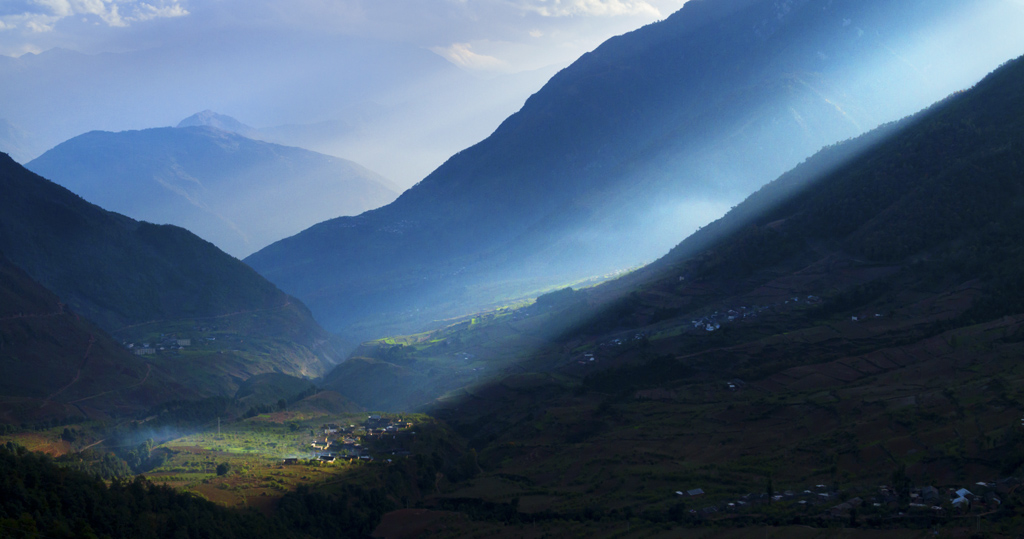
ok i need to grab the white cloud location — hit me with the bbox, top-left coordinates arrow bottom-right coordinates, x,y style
512,0 -> 662,17
133,3 -> 188,21
24,18 -> 57,32
0,0 -> 187,34
0,0 -> 687,67
431,42 -> 509,71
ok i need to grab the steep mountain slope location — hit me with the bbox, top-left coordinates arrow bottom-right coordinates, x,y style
0,153 -> 342,395
0,253 -> 191,423
341,52 -> 1024,411
247,0 -> 1024,343
27,125 -> 397,258
311,54 -> 1024,530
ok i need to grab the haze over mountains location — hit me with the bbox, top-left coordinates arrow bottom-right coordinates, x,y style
27,122 -> 398,258
247,0 -> 1024,344
0,38 -> 556,187
0,119 -> 43,164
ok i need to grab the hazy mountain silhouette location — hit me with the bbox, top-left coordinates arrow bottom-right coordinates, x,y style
247,0 -> 1024,344
27,125 -> 398,258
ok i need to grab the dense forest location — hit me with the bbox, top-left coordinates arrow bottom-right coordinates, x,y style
0,442 -> 394,539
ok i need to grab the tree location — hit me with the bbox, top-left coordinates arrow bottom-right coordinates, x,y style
216,462 -> 231,476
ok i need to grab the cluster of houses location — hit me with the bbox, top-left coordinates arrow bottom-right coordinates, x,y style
289,415 -> 415,465
570,332 -> 649,367
511,310 -> 532,321
125,335 -> 191,355
825,481 -> 1010,518
675,484 -> 840,517
675,478 -> 1017,520
689,296 -> 823,333
599,332 -> 648,348
691,305 -> 763,333
850,313 -> 885,322
451,352 -> 489,375
576,353 -> 597,366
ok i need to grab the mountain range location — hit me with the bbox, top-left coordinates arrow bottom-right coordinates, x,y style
5,0 -> 1024,534
291,52 -> 1024,532
27,124 -> 398,258
246,0 -> 1024,345
0,152 -> 342,416
321,45 -> 1024,409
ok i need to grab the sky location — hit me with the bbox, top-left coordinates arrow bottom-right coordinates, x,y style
0,0 -> 688,72
0,0 -> 689,187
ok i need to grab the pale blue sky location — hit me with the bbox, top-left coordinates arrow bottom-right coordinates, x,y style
0,0 -> 689,186
0,0 -> 688,72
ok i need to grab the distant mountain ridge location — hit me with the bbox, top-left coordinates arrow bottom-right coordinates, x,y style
246,0 -> 1024,343
27,124 -> 398,258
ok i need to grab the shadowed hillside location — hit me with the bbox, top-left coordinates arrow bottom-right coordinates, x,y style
302,53 -> 1024,534
0,253 -> 192,423
0,153 -> 343,397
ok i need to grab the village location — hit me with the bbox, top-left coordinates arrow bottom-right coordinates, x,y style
124,334 -> 193,355
290,414 -> 416,465
675,476 -> 1019,524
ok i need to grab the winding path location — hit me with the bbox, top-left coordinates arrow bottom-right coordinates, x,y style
68,364 -> 154,405
0,302 -> 65,322
111,300 -> 292,334
41,333 -> 95,407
